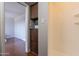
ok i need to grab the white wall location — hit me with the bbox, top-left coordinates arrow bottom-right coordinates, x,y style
38,2 -> 48,56
5,17 -> 14,38
48,2 -> 79,56
14,15 -> 25,41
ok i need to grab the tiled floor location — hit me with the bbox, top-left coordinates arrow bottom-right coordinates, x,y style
5,37 -> 26,56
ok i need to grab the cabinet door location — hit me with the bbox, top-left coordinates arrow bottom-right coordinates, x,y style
31,3 -> 38,19
30,29 -> 38,54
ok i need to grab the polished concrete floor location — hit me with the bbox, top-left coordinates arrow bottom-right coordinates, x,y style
5,37 -> 26,56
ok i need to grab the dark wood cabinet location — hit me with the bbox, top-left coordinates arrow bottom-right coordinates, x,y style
30,29 -> 38,55
30,3 -> 38,19
28,3 -> 38,56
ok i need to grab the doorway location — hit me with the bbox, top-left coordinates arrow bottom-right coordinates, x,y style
4,2 -> 38,56
4,2 -> 27,56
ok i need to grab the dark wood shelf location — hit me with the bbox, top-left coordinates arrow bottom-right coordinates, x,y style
31,17 -> 38,20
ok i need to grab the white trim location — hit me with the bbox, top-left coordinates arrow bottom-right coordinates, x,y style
0,2 -> 5,56
25,5 -> 30,53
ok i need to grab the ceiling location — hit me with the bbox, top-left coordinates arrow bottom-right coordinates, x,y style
5,2 -> 25,19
